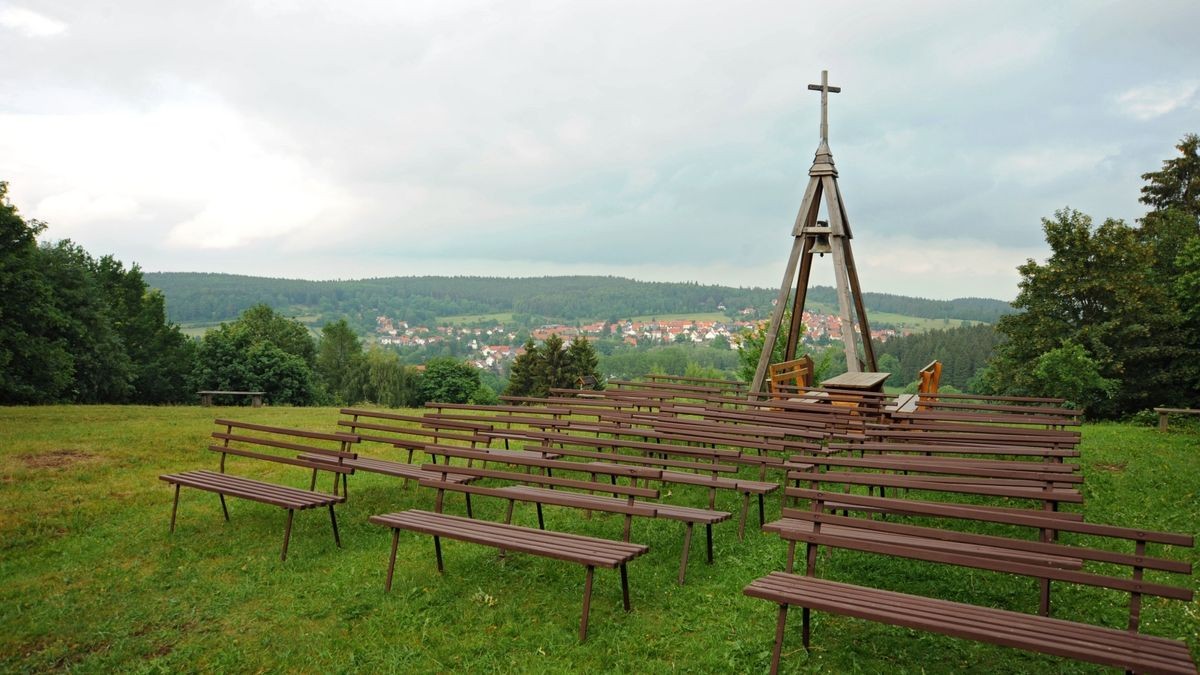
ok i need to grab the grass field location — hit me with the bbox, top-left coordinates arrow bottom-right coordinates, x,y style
434,313 -> 518,326
1,406 -> 1197,672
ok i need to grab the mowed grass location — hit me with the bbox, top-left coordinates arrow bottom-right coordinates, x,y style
0,406 -> 1197,673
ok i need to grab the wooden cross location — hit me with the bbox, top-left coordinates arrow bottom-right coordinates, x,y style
807,70 -> 841,143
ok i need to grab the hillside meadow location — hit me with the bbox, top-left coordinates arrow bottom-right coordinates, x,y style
1,405 -> 1197,673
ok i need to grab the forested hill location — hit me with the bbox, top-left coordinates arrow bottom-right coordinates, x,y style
144,272 -> 1013,327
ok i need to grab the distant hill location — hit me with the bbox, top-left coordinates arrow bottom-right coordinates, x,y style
144,272 -> 1014,330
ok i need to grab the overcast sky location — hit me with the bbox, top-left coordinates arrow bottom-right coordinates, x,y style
2,1 -> 1198,300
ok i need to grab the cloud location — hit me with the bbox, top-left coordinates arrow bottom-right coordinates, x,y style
0,5 -> 66,37
2,0 -> 1199,300
1115,80 -> 1200,120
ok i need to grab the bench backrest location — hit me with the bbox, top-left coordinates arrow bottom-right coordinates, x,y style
787,467 -> 1083,510
210,419 -> 358,476
338,408 -> 490,450
768,355 -> 814,393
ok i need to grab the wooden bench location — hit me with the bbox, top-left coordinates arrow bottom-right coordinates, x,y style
419,445 -> 731,585
197,390 -> 266,407
484,427 -> 775,538
1155,407 -> 1200,432
159,419 -> 358,560
746,488 -> 1195,674
371,511 -> 646,641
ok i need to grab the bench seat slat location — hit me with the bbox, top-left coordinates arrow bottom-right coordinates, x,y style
160,470 -> 342,509
745,574 -> 1196,674
370,510 -> 647,567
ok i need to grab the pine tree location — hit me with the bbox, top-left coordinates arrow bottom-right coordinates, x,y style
504,338 -> 540,398
565,336 -> 602,389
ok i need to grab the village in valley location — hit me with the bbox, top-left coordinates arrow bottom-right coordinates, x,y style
374,307 -> 902,372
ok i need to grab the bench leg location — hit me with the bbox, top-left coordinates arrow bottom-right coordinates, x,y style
706,524 -> 713,564
169,484 -> 181,532
771,604 -> 789,675
579,565 -> 594,642
677,522 -> 694,585
385,529 -> 400,591
620,562 -> 630,611
801,606 -> 811,650
342,473 -> 348,499
434,536 -> 444,573
309,469 -> 318,491
738,493 -> 750,540
536,503 -> 545,530
759,494 -> 766,526
465,493 -> 473,519
281,509 -> 294,562
785,541 -> 796,573
1159,412 -> 1168,432
328,504 -> 341,548
219,494 -> 230,521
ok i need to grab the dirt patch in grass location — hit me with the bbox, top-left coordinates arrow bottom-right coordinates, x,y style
21,449 -> 95,469
145,643 -> 174,659
1094,461 -> 1127,473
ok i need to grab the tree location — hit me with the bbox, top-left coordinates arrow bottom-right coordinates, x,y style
0,182 -> 73,403
420,357 -> 481,404
980,208 -> 1186,416
193,306 -> 320,405
231,304 -> 317,366
734,315 -> 793,384
504,339 -> 541,397
565,336 -> 602,389
317,319 -> 363,404
39,240 -> 133,403
1140,133 -> 1200,217
353,346 -> 418,407
1029,341 -> 1117,412
537,334 -> 574,392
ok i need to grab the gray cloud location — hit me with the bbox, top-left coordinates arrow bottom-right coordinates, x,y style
2,0 -> 1198,300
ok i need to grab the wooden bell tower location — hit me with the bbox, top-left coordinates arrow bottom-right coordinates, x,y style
749,70 -> 877,395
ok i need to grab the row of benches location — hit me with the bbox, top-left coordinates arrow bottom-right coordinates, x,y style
158,386 -> 1195,671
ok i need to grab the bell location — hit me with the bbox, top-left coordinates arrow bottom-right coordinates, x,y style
811,233 -> 832,257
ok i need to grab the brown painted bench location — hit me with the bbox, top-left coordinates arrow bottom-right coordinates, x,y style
159,419 -> 358,560
370,510 -> 646,641
419,445 -> 731,585
484,429 -> 774,538
370,453 -> 655,640
746,488 -> 1195,674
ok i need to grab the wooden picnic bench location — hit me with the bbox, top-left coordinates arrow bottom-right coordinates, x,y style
1155,407 -> 1200,432
197,390 -> 266,407
159,420 -> 358,560
746,487 -> 1196,674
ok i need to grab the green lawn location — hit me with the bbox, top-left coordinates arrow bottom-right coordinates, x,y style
1,406 -> 1196,672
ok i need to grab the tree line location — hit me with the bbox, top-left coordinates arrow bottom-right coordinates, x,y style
144,272 -> 1014,330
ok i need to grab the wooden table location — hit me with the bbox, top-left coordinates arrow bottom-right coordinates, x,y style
820,372 -> 890,393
